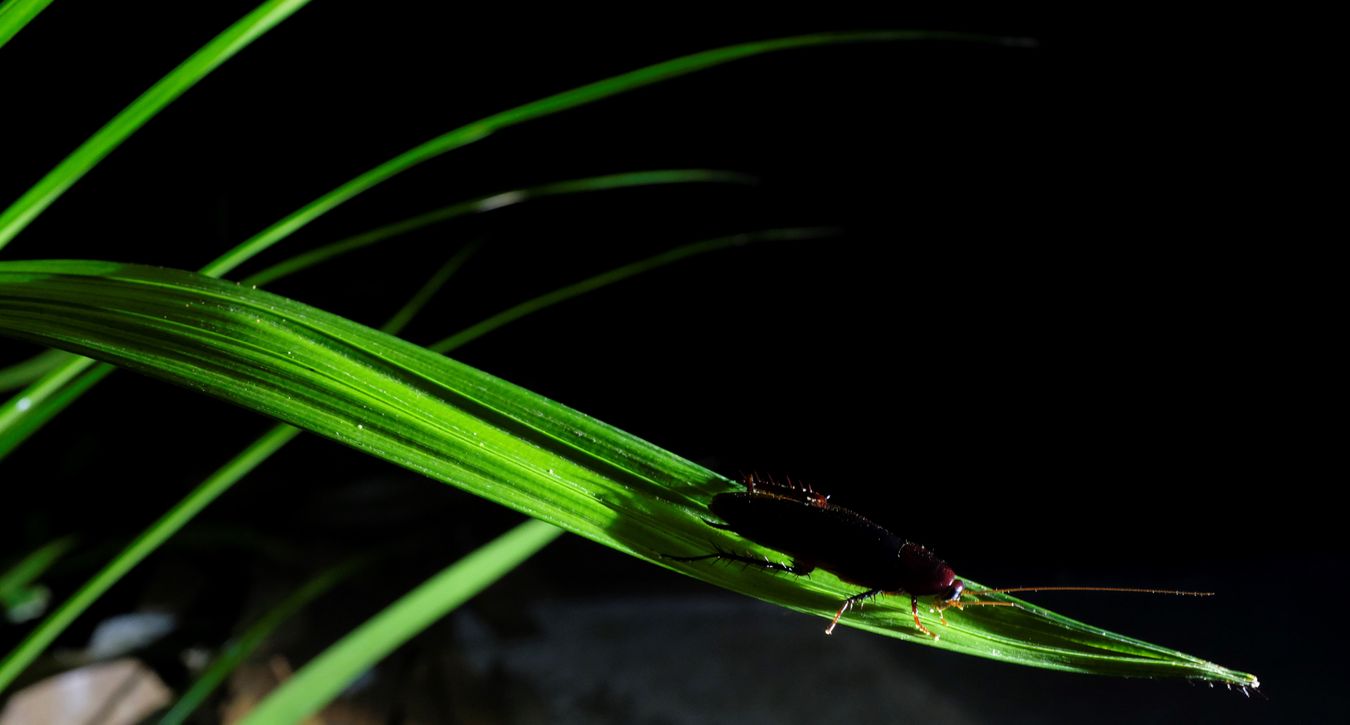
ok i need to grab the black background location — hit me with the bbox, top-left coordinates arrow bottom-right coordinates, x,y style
0,3 -> 1335,723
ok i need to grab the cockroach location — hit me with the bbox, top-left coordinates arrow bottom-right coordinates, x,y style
668,475 -> 1211,638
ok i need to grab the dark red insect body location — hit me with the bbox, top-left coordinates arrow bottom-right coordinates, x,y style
673,476 -> 965,636
671,476 -> 1210,638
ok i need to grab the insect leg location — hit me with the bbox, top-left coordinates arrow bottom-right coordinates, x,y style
911,594 -> 937,638
663,547 -> 814,576
824,588 -> 882,635
935,598 -> 963,625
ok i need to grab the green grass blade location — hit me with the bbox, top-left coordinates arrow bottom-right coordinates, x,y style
0,349 -> 68,392
160,233 -> 780,714
429,228 -> 828,352
381,241 -> 481,335
0,346 -> 98,436
0,168 -> 746,461
157,559 -> 363,725
0,536 -> 75,603
242,169 -> 752,287
0,30 -> 1012,454
0,28 -> 996,459
0,536 -> 74,625
0,360 -> 108,461
0,0 -> 311,250
0,249 -> 466,693
240,520 -> 561,725
201,30 -> 1004,276
0,424 -> 300,692
0,233 -> 746,691
0,0 -> 53,51
0,260 -> 1259,687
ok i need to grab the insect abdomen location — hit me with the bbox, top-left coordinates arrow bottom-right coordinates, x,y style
709,492 -> 909,589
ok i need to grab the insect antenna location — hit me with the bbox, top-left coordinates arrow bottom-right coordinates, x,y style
967,586 -> 1214,597
940,586 -> 1212,623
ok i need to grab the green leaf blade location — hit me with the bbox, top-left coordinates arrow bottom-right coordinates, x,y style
200,30 -> 1008,276
0,425 -> 301,693
0,0 -> 311,250
0,0 -> 54,51
0,260 -> 1259,688
240,520 -> 562,725
158,559 -> 364,725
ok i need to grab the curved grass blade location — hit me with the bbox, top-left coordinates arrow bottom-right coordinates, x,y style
202,30 -> 1009,277
380,243 -> 479,334
0,232 -> 758,692
0,259 -> 1259,687
0,537 -> 76,598
0,424 -> 299,693
428,229 -> 805,352
0,349 -> 66,392
0,0 -> 53,51
157,559 -> 364,725
242,169 -> 752,287
0,0 -> 311,250
0,359 -> 108,461
0,249 -> 470,692
0,29 -> 1012,464
0,168 -> 747,461
240,520 -> 561,725
0,536 -> 76,619
0,28 -> 1020,441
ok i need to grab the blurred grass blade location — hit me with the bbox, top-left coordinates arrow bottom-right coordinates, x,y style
0,168 -> 747,461
241,520 -> 561,725
0,360 -> 109,460
0,349 -> 68,392
0,537 -> 76,598
0,259 -> 1259,687
0,536 -> 75,605
0,29 -> 1015,444
0,424 -> 299,692
202,30 -> 1004,276
376,242 -> 479,338
428,229 -> 809,352
0,348 -> 104,455
0,0 -> 311,250
0,0 -> 53,51
243,169 -> 752,287
0,28 -> 1004,460
158,560 -> 364,725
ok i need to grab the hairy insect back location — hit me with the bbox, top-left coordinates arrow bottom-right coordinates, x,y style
709,491 -> 917,589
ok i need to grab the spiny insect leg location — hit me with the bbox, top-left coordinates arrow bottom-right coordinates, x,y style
935,597 -> 963,625
911,594 -> 937,638
825,588 -> 882,635
664,547 -> 813,576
